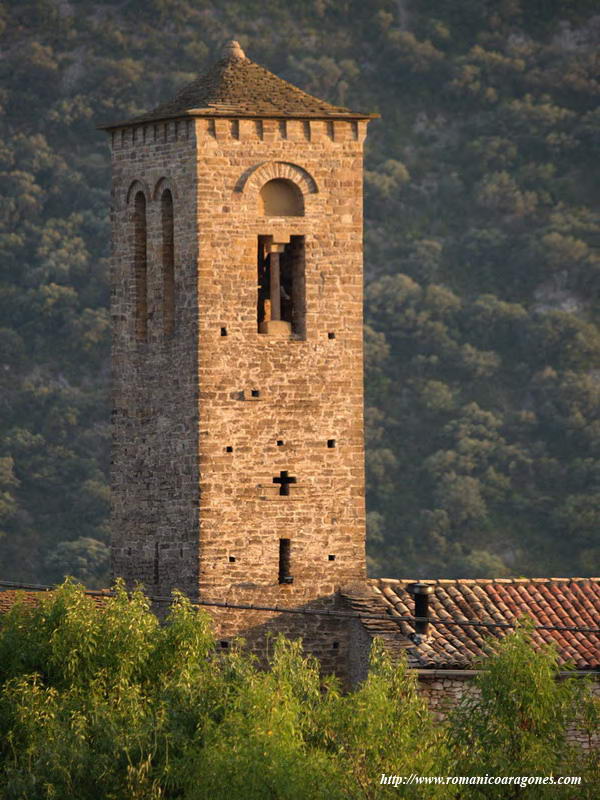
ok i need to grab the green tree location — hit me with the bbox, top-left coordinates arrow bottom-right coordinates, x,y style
450,623 -> 594,799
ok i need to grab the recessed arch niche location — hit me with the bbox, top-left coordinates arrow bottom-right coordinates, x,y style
260,178 -> 304,216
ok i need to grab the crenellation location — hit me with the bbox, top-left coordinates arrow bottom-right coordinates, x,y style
235,118 -> 251,140
261,118 -> 277,142
285,120 -> 303,141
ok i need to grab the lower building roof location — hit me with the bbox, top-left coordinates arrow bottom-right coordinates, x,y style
342,577 -> 600,671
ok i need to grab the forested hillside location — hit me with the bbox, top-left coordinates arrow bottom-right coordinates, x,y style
0,0 -> 598,585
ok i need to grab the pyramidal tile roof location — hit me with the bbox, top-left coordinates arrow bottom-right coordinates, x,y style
343,577 -> 600,671
103,40 -> 374,129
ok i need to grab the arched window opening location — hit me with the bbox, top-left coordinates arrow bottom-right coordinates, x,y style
260,178 -> 304,216
161,189 -> 175,337
257,235 -> 305,337
133,191 -> 147,342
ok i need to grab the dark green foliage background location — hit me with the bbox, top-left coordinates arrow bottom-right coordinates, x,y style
0,0 -> 598,584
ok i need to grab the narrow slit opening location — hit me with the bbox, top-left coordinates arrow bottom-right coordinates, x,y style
161,189 -> 175,337
278,538 -> 293,584
133,192 -> 147,342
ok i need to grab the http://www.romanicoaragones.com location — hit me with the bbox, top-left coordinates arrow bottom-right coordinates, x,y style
380,774 -> 582,789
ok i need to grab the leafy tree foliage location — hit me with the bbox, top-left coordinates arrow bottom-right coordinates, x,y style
0,0 -> 598,581
0,583 -> 596,798
450,622 -> 596,798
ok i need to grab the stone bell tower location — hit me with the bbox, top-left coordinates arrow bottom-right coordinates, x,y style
103,41 -> 376,671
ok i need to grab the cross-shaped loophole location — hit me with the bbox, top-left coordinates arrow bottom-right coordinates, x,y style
273,470 -> 297,496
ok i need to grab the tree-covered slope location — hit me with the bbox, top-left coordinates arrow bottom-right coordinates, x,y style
0,0 -> 598,584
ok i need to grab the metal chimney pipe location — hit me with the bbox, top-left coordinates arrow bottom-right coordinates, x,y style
407,582 -> 434,637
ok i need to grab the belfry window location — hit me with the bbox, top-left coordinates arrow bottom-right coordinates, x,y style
257,235 -> 305,337
133,191 -> 147,342
260,178 -> 303,216
161,189 -> 175,337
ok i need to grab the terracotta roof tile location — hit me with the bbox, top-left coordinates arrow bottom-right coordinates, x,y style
342,578 -> 600,670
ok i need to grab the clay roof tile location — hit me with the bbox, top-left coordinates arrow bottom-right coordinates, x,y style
345,578 -> 600,670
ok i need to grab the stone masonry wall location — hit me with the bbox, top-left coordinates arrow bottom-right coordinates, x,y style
418,674 -> 600,750
195,117 -> 369,675
110,120 -> 201,598
110,115 -> 371,677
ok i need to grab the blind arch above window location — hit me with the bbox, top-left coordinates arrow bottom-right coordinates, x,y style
260,178 -> 304,216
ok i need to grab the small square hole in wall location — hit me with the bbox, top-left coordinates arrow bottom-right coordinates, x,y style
332,641 -> 339,650
328,332 -> 336,339
220,327 -> 227,336
328,554 -> 336,561
229,556 -> 236,563
327,439 -> 336,448
277,440 -> 285,447
225,446 -> 233,453
220,640 -> 229,649
251,389 -> 260,398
